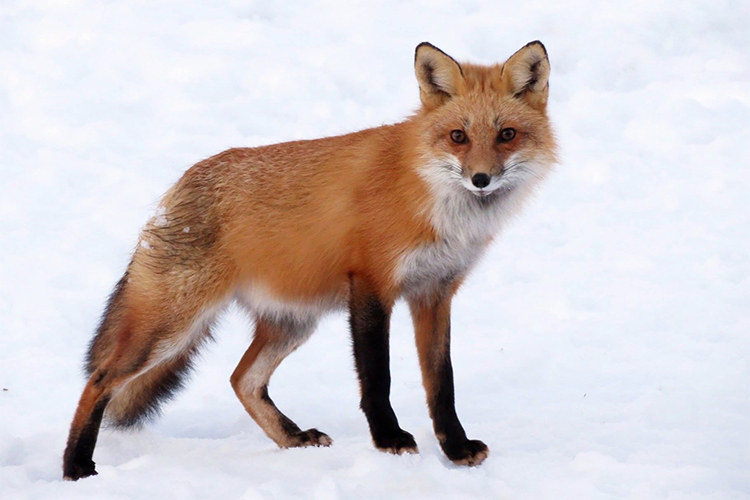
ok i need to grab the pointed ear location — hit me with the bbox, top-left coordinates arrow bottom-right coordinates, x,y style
501,41 -> 550,111
414,42 -> 465,109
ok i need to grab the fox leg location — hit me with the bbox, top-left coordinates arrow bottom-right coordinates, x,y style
63,317 -> 160,481
64,275 -> 228,480
62,375 -> 113,480
230,315 -> 331,448
349,277 -> 418,455
408,289 -> 489,466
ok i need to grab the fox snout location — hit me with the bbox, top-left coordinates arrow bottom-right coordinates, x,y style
471,173 -> 491,188
464,160 -> 504,187
466,165 -> 502,187
461,164 -> 507,196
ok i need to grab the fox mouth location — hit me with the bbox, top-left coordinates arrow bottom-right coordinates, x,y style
470,189 -> 493,198
463,182 -> 505,198
466,186 -> 506,205
462,179 -> 520,204
462,180 -> 501,196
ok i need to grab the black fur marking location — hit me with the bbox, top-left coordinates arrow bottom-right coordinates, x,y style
415,42 -> 464,77
509,40 -> 548,61
421,61 -> 451,99
260,385 -> 303,437
129,334 -> 160,375
348,282 -> 412,449
421,306 -> 487,464
92,370 -> 108,386
106,330 -> 213,429
428,323 -> 468,447
441,438 -> 489,464
524,39 -> 548,57
503,40 -> 549,99
527,58 -> 541,89
63,395 -> 110,480
424,62 -> 436,88
415,42 -> 463,101
293,428 -> 330,446
512,59 -> 542,99
107,355 -> 191,429
260,385 -> 331,447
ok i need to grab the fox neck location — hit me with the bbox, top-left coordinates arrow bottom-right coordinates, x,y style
396,154 -> 537,298
418,156 -> 525,244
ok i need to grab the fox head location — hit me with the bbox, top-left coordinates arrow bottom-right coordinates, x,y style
413,41 -> 558,200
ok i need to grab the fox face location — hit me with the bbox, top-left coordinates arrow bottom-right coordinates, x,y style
414,42 -> 557,202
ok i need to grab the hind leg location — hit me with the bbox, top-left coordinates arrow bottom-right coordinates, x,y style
230,315 -> 331,448
62,381 -> 109,480
63,332 -> 154,480
64,294 -> 226,480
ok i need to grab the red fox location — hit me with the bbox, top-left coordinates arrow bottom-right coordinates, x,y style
63,41 -> 557,480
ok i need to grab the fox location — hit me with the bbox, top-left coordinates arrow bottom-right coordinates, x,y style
62,41 -> 557,480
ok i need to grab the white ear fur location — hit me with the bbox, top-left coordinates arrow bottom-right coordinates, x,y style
414,42 -> 465,108
502,41 -> 550,110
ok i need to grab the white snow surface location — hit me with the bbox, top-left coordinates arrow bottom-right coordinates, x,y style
1,1 -> 748,499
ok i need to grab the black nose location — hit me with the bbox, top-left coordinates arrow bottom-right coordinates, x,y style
471,173 -> 491,188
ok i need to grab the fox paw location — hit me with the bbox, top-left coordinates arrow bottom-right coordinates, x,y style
374,429 -> 419,455
287,428 -> 333,448
63,459 -> 98,481
443,439 -> 489,466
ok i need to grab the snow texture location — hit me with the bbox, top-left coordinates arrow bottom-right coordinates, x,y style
1,1 -> 748,499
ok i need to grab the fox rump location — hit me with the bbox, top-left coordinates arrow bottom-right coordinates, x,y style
63,41 -> 557,480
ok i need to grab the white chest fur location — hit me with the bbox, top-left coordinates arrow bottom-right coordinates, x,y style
396,192 -> 503,297
396,159 -> 539,298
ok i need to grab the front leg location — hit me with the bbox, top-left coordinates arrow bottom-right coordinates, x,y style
408,290 -> 489,466
349,276 -> 418,455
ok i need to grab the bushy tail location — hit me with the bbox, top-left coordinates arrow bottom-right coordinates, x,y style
85,273 -> 130,377
102,350 -> 198,428
83,270 -> 212,429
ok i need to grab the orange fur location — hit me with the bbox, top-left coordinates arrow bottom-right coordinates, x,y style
63,41 -> 558,480
128,45 -> 556,307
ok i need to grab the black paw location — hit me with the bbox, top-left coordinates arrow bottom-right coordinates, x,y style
442,438 -> 489,466
63,459 -> 98,481
373,428 -> 419,455
288,428 -> 333,448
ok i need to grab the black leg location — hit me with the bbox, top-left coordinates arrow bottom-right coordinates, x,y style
410,293 -> 489,466
63,395 -> 110,480
349,279 -> 417,454
430,347 -> 488,465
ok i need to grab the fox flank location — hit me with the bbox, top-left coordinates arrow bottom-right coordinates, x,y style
63,41 -> 558,480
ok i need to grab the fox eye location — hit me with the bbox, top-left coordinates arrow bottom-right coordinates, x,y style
498,128 -> 516,142
450,129 -> 468,144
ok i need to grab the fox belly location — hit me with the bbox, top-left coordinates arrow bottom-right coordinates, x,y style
235,280 -> 349,322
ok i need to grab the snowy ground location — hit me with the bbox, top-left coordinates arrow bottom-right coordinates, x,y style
1,1 -> 748,499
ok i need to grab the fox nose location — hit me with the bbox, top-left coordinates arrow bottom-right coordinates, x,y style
471,173 -> 491,188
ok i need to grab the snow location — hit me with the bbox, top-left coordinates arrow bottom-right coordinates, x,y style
153,205 -> 169,227
1,1 -> 748,499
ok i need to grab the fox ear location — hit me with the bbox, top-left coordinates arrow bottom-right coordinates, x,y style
501,41 -> 550,111
414,42 -> 465,109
